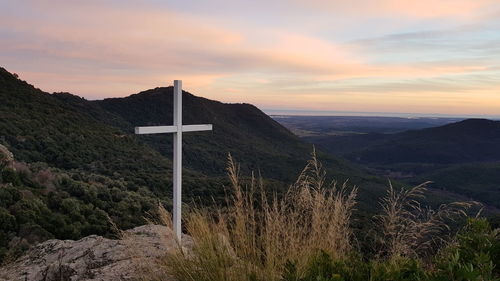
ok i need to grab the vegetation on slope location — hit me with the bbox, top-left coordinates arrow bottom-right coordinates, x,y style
0,148 -> 160,262
94,86 -> 358,182
146,155 -> 499,281
0,66 -> 365,190
0,66 -> 388,200
410,163 -> 500,209
0,67 -> 172,193
0,67 -> 388,263
3,67 -> 488,272
301,119 -> 500,212
307,119 -> 500,165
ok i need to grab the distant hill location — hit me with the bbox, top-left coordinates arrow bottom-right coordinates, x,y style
307,119 -> 500,165
273,115 -> 461,136
300,119 -> 500,209
410,163 -> 500,210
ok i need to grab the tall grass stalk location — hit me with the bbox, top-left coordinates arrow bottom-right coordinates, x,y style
376,181 -> 473,259
166,150 -> 358,281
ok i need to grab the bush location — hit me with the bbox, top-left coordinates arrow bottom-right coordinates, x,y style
1,168 -> 20,185
432,218 -> 500,280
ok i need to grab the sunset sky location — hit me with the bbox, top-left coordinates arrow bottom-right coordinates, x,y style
1,0 -> 500,116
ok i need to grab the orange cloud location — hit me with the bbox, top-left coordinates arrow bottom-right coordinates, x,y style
2,0 -> 500,116
3,1 -> 493,86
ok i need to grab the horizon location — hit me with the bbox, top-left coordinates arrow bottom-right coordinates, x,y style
6,67 -> 500,120
264,109 -> 500,119
1,1 -> 500,116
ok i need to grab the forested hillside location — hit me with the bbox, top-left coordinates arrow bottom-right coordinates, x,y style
0,68 -> 173,261
307,119 -> 500,165
349,119 -> 500,165
2,67 -> 483,264
300,119 -> 500,209
0,67 -> 388,262
94,88 -> 355,181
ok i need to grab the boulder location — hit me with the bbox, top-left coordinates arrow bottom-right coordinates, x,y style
0,225 -> 192,281
0,144 -> 14,169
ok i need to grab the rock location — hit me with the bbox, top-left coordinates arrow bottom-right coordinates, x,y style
0,144 -> 14,169
0,225 -> 192,281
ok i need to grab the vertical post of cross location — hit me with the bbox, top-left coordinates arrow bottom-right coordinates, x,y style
134,80 -> 212,243
173,80 -> 182,241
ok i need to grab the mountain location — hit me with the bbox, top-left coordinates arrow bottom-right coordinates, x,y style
0,66 -> 361,189
299,119 -> 500,209
0,67 -> 395,262
309,119 -> 500,165
350,119 -> 500,165
0,67 -> 172,190
92,88 -> 350,182
0,67 -> 180,261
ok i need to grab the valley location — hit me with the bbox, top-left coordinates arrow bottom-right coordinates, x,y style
274,115 -> 500,210
0,66 -> 497,268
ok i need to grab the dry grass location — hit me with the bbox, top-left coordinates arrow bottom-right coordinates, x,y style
165,150 -> 358,281
376,181 -> 474,259
144,151 -> 478,281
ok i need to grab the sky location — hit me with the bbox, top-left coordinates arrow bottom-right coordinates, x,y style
1,0 -> 500,117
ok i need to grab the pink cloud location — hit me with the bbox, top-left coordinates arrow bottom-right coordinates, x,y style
2,1 -> 493,84
2,0 -> 500,116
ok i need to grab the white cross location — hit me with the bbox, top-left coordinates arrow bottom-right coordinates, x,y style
135,80 -> 213,241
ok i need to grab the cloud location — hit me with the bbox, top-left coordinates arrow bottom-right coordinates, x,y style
290,0 -> 499,20
1,0 -> 500,116
2,1 -> 497,80
0,1 -> 374,93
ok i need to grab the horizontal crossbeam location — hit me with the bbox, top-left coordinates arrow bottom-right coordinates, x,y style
135,126 -> 176,134
182,124 -> 213,132
135,124 -> 213,134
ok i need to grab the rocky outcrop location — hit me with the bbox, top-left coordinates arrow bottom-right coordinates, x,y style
0,225 -> 192,281
0,144 -> 14,169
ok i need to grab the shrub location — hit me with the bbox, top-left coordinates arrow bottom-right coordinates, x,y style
432,218 -> 500,281
1,168 -> 20,186
370,258 -> 427,281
